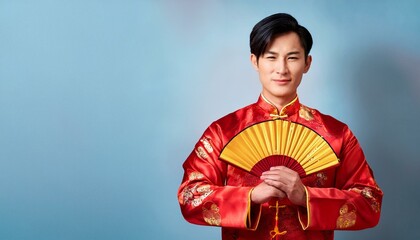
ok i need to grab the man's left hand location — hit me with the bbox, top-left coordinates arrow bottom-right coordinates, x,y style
260,166 -> 307,207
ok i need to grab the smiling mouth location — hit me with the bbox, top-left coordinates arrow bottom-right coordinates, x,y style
272,79 -> 290,84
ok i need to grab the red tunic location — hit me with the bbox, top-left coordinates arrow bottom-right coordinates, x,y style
178,95 -> 382,240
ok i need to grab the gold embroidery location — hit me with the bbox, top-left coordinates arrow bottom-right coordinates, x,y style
269,201 -> 287,238
315,172 -> 327,187
202,202 -> 221,226
350,187 -> 381,213
361,187 -> 373,198
195,146 -> 208,159
180,185 -> 195,205
299,105 -> 314,121
180,184 -> 213,207
336,204 -> 356,229
200,137 -> 214,153
192,185 -> 213,207
370,201 -> 381,213
197,185 -> 211,193
189,171 -> 204,181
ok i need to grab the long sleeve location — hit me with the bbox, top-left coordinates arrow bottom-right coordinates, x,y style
178,97 -> 383,240
177,124 -> 261,229
297,126 -> 383,230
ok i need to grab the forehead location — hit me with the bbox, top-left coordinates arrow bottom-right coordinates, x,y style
265,32 -> 304,53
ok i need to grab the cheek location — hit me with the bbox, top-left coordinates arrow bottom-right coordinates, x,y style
259,64 -> 274,75
259,70 -> 272,81
291,67 -> 306,77
258,71 -> 267,82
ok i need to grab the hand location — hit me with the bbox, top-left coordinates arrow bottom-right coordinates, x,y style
250,181 -> 286,204
260,166 -> 307,206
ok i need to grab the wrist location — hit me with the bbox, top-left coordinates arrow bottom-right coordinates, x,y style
298,186 -> 308,207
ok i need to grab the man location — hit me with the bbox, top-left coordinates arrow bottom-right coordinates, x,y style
177,13 -> 382,240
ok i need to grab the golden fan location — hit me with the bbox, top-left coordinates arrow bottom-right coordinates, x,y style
219,120 -> 339,177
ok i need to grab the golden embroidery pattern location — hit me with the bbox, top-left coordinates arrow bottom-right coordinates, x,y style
200,137 -> 214,153
336,204 -> 356,229
299,105 -> 314,121
350,187 -> 381,213
269,201 -> 287,238
180,184 -> 213,207
315,172 -> 327,187
202,202 -> 221,226
179,185 -> 194,205
189,171 -> 204,181
196,146 -> 208,159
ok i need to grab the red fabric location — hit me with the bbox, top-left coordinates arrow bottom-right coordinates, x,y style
178,96 -> 382,240
251,155 -> 306,177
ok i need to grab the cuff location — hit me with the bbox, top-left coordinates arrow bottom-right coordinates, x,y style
298,186 -> 310,230
246,188 -> 262,230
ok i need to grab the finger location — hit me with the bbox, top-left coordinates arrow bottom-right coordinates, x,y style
276,190 -> 286,199
263,178 -> 287,190
267,166 -> 296,175
262,167 -> 295,178
269,166 -> 289,171
265,183 -> 287,198
260,171 -> 291,183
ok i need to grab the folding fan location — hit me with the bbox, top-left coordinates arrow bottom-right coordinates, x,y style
219,120 -> 339,177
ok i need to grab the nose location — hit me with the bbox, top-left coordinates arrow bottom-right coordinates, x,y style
275,59 -> 288,75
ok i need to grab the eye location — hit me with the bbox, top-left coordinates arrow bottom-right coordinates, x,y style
288,57 -> 299,61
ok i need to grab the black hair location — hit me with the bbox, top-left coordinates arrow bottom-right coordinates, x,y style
250,13 -> 313,59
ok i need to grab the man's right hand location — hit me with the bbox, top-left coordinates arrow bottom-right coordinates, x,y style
250,181 -> 286,204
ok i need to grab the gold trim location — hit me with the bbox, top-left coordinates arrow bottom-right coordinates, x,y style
260,94 -> 279,115
246,188 -> 262,230
261,94 -> 298,119
246,188 -> 252,227
279,96 -> 298,117
298,186 -> 310,230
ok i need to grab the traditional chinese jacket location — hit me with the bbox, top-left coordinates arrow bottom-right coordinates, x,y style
178,95 -> 382,240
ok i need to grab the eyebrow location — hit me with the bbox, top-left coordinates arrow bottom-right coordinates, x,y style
265,51 -> 277,55
286,51 -> 301,56
264,51 -> 302,56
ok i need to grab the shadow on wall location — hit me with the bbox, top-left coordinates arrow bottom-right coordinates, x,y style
349,46 -> 420,239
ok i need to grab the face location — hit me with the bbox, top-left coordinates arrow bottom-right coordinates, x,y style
251,32 -> 312,108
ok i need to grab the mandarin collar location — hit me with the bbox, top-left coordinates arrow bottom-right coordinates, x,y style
257,94 -> 301,119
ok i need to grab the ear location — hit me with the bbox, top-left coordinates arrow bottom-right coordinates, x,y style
303,55 -> 312,73
250,54 -> 259,71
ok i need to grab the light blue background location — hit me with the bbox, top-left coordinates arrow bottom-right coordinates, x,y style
1,0 -> 419,239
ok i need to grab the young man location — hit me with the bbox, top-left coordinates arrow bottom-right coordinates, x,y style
177,13 -> 382,240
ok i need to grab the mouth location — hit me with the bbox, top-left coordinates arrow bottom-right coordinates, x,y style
272,79 -> 291,84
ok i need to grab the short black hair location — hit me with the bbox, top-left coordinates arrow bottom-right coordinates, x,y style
250,13 -> 313,59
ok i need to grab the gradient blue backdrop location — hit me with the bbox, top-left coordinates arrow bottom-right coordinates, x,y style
1,0 -> 419,239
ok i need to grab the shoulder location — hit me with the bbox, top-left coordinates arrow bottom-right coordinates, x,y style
214,102 -> 259,127
303,104 -> 351,135
205,101 -> 263,140
302,105 -> 359,155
